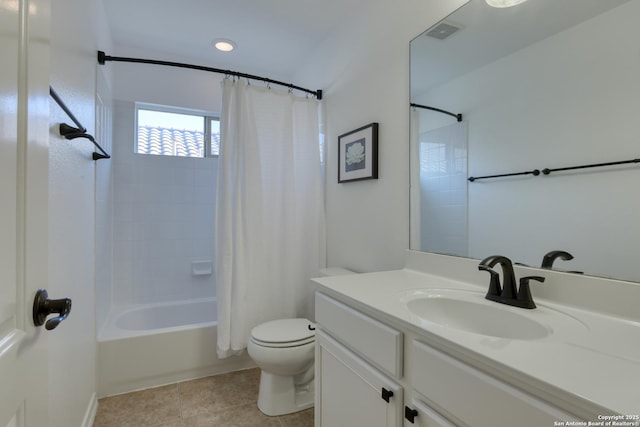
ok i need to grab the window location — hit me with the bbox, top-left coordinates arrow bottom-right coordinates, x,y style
136,103 -> 220,157
209,117 -> 220,157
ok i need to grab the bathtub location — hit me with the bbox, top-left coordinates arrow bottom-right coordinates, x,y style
97,298 -> 255,397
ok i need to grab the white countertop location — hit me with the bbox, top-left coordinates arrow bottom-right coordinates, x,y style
313,267 -> 640,419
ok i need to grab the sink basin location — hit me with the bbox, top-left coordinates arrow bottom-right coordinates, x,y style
401,289 -> 586,340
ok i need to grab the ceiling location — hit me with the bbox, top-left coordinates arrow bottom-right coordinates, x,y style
102,0 -> 374,82
410,0 -> 630,98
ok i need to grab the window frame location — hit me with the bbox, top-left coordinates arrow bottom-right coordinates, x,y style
134,102 -> 220,158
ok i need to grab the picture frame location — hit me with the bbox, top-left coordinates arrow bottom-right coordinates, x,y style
338,122 -> 379,183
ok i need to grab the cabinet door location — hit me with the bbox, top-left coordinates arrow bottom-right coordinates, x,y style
317,330 -> 402,427
411,340 -> 580,427
405,399 -> 456,427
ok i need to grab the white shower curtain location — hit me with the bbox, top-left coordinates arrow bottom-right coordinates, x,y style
215,80 -> 326,358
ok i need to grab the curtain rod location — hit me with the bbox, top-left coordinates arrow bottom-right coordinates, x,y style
97,51 -> 322,100
411,103 -> 462,122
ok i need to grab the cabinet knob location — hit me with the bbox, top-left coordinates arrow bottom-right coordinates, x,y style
381,387 -> 394,402
405,406 -> 418,423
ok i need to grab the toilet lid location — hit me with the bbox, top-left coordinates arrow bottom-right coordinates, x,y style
251,318 -> 315,345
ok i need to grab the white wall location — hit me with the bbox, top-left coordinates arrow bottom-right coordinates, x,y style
108,59 -> 222,306
294,0 -> 468,272
111,45 -> 224,112
49,0 -> 112,425
419,0 -> 640,281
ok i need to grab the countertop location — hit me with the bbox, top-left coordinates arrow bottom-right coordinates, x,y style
313,267 -> 640,420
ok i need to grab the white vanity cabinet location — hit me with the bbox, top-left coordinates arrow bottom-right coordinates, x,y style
315,291 -> 581,427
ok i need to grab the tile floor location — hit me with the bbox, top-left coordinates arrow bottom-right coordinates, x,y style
93,368 -> 314,427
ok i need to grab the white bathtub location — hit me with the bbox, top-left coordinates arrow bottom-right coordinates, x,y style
113,299 -> 217,333
97,298 -> 255,397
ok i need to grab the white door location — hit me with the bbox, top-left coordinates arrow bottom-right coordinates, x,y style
0,0 -> 51,426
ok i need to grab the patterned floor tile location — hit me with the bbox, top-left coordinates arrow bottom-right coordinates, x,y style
178,369 -> 261,418
94,384 -> 181,427
93,368 -> 316,427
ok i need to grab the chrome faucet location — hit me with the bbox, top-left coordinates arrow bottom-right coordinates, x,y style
478,255 -> 545,309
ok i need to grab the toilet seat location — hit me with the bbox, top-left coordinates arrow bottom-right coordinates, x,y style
250,318 -> 315,348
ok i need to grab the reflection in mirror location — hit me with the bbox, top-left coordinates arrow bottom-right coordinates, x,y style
410,114 -> 468,256
410,0 -> 640,282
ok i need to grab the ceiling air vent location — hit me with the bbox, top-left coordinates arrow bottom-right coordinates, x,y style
425,22 -> 461,40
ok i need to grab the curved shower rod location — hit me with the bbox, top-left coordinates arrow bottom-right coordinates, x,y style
97,51 -> 323,100
410,103 -> 462,122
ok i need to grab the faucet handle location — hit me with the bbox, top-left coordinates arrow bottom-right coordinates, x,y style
517,276 -> 545,309
478,264 -> 501,299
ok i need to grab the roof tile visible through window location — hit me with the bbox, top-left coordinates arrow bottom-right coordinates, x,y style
137,125 -> 220,157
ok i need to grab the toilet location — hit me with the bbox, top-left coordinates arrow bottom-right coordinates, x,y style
247,267 -> 355,416
248,318 -> 316,416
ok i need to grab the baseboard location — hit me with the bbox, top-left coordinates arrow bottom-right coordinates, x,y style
81,392 -> 98,427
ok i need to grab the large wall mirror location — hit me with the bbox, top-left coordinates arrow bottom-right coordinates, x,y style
410,0 -> 640,282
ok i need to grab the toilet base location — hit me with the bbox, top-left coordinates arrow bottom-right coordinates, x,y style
256,371 -> 314,416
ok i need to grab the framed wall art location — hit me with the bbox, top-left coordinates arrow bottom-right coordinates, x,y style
338,122 -> 379,183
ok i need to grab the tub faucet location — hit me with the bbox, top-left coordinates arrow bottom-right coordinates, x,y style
541,250 -> 573,269
478,255 -> 544,309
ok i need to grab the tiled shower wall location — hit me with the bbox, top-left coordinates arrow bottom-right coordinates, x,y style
111,100 -> 217,305
419,121 -> 468,257
95,68 -> 114,328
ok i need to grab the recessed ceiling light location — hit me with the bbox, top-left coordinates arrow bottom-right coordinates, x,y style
486,0 -> 528,8
213,39 -> 236,52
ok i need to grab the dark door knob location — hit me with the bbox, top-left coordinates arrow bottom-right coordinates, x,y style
33,289 -> 72,330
